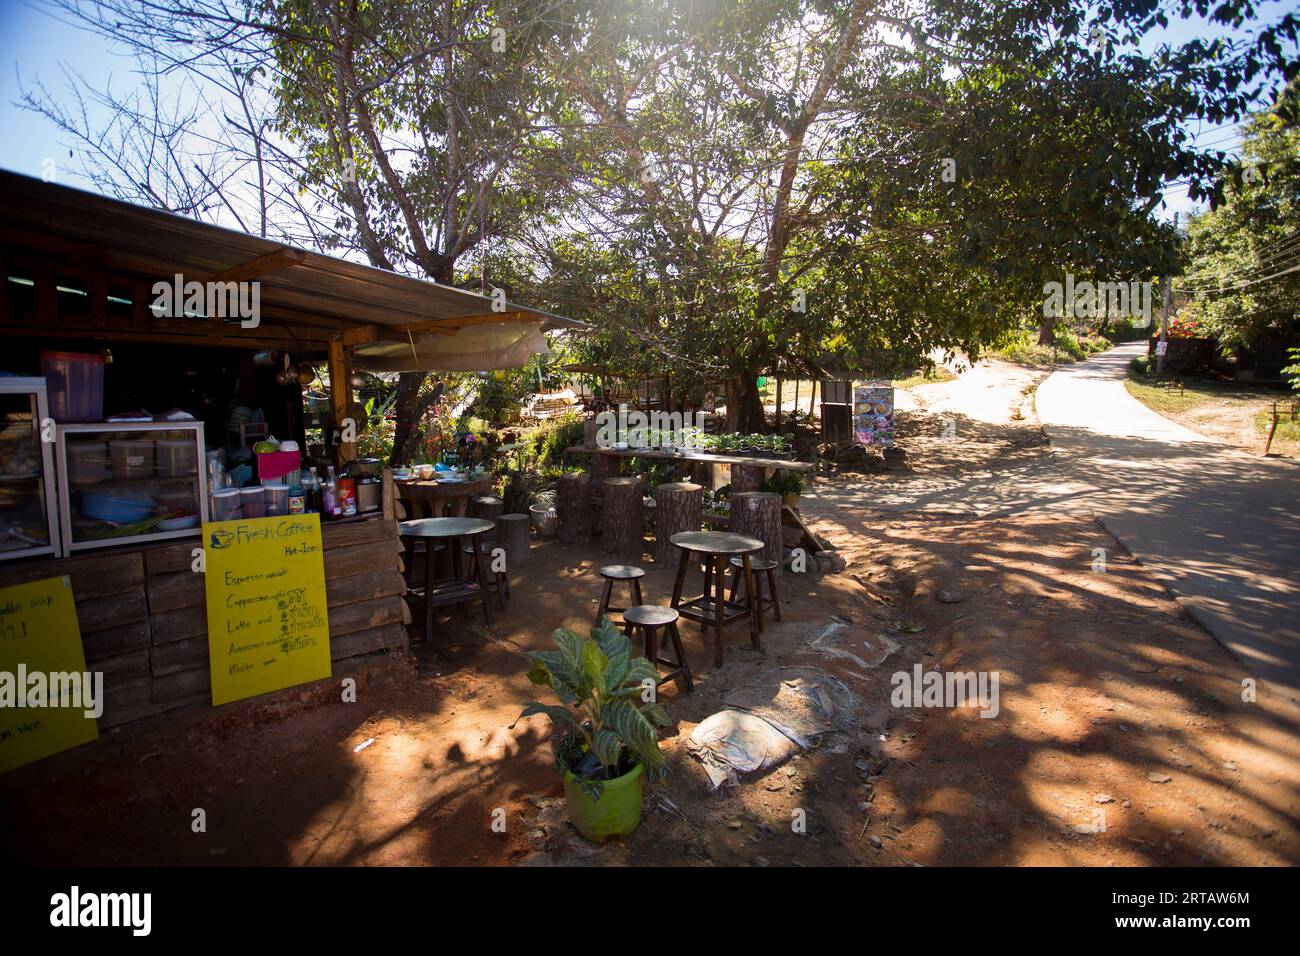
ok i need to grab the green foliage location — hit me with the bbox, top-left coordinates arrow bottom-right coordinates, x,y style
1184,79 -> 1300,346
1283,347 -> 1300,393
527,412 -> 586,469
514,620 -> 671,796
762,471 -> 804,497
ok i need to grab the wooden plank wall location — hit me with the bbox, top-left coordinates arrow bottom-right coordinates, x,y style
0,518 -> 409,729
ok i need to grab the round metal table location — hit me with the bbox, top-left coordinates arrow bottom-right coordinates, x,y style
668,530 -> 764,666
399,516 -> 496,639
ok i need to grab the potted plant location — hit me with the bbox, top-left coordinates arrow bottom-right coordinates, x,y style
529,488 -> 558,536
513,620 -> 671,841
764,470 -> 804,509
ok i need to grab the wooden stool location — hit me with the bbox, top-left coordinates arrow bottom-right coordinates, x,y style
729,556 -> 781,632
497,513 -> 531,565
464,540 -> 509,607
595,564 -> 644,625
622,605 -> 693,693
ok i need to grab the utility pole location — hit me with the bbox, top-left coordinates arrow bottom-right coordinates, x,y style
1157,212 -> 1178,374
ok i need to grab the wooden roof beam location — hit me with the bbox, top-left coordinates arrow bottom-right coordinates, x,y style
209,247 -> 307,283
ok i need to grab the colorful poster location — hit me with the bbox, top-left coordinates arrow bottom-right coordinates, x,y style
203,514 -> 332,706
0,575 -> 99,772
853,384 -> 895,448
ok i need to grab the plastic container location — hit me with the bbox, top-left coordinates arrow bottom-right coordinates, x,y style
66,440 -> 108,484
81,491 -> 153,524
157,439 -> 198,477
109,438 -> 155,479
256,449 -> 301,484
212,488 -> 242,521
337,478 -> 357,517
240,485 -> 266,518
40,351 -> 105,422
264,484 -> 289,517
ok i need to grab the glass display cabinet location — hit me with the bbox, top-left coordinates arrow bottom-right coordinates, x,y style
55,422 -> 209,553
0,377 -> 61,561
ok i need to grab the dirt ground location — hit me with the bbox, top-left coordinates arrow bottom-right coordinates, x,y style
3,365 -> 1296,867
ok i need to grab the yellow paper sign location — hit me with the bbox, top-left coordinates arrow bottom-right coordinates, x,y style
0,576 -> 99,773
203,515 -> 332,706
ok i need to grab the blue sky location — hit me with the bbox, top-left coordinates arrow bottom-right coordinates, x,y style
1,0 -> 1294,227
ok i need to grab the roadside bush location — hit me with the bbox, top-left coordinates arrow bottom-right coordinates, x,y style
1129,355 -> 1151,375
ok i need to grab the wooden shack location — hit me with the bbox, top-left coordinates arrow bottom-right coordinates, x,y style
0,171 -> 581,730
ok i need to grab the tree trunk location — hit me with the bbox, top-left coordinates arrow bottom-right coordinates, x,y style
390,370 -> 428,466
1037,317 -> 1056,346
725,372 -> 766,433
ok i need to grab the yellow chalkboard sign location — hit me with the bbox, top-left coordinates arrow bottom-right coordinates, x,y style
203,515 -> 332,706
0,575 -> 99,773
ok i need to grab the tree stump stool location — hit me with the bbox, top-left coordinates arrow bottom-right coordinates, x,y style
463,539 -> 509,607
730,490 -> 783,582
600,477 -> 644,556
728,556 -> 782,633
595,564 -> 645,625
654,482 -> 702,566
468,496 -> 504,538
589,455 -> 621,530
557,471 -> 592,543
622,605 -> 693,693
497,512 -> 531,566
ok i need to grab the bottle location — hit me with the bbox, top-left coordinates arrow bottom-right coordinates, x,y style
323,466 -> 339,518
306,467 -> 321,514
288,481 -> 305,515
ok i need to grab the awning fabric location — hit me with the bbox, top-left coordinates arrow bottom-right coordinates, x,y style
352,320 -> 550,372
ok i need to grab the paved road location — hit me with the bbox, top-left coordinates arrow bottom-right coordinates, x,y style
1037,344 -> 1300,696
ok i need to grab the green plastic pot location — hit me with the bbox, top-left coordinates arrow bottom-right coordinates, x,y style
563,761 -> 645,842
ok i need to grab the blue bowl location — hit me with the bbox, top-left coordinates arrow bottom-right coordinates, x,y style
81,492 -> 154,524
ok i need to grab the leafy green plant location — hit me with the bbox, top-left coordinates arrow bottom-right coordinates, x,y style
514,620 -> 671,798
763,471 -> 804,496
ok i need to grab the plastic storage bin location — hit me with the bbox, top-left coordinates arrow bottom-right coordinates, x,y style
39,351 -> 105,422
157,438 -> 198,477
109,438 -> 155,478
65,440 -> 108,484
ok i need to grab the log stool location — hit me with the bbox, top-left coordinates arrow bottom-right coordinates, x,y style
497,512 -> 531,565
468,496 -> 505,538
730,490 -> 783,583
728,556 -> 782,633
595,564 -> 645,625
557,471 -> 592,543
600,477 -> 644,556
463,539 -> 509,607
654,482 -> 702,565
621,605 -> 693,693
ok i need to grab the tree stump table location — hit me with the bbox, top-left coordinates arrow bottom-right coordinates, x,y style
730,463 -> 769,493
730,491 -> 783,582
497,512 -> 531,566
654,481 -> 703,565
601,477 -> 644,556
557,470 -> 592,543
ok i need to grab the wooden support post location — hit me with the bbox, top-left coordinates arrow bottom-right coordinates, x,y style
329,337 -> 356,465
775,377 -> 782,431
731,462 -> 767,493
